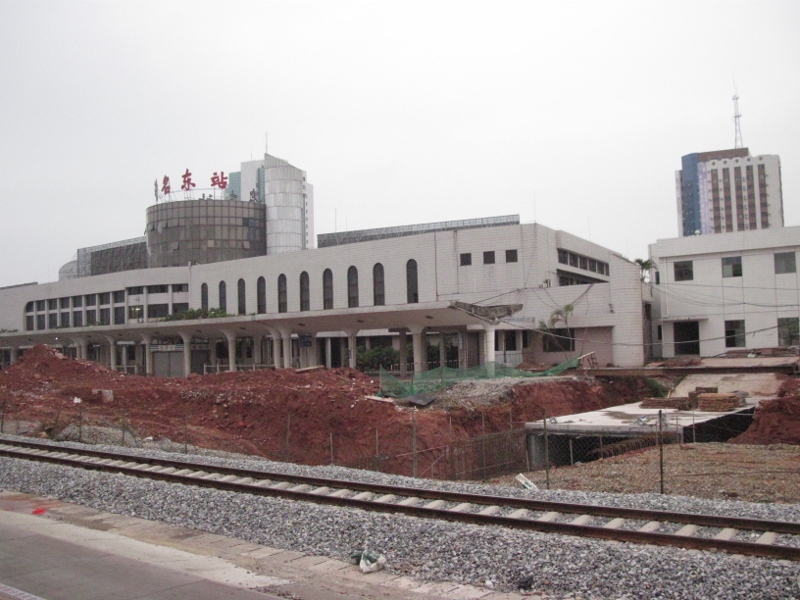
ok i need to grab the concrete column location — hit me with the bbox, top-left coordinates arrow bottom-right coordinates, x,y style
347,332 -> 357,369
409,325 -> 426,373
142,334 -> 153,376
179,332 -> 192,377
121,344 -> 129,371
270,336 -> 281,368
225,332 -> 237,372
458,332 -> 468,370
439,332 -> 447,369
134,341 -> 142,373
310,336 -> 319,368
483,325 -> 496,377
105,336 -> 117,371
338,338 -> 347,368
325,337 -> 332,368
282,336 -> 293,369
398,330 -> 408,374
10,346 -> 19,365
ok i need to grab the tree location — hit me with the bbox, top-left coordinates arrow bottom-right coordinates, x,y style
538,304 -> 574,361
634,258 -> 656,282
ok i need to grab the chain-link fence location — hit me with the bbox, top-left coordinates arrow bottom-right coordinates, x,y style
525,411 -> 757,495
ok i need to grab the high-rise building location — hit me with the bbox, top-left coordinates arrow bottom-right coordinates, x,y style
675,148 -> 783,237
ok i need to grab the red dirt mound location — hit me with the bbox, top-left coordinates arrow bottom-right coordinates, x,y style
730,397 -> 800,445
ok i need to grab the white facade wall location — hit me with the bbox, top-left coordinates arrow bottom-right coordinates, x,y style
649,226 -> 800,357
0,221 -> 650,368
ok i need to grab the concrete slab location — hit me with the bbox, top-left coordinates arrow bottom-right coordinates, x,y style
673,372 -> 786,397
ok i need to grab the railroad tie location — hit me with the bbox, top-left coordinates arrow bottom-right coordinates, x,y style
536,511 -> 561,522
755,532 -> 778,545
714,528 -> 738,541
477,505 -> 501,516
603,518 -> 626,529
675,525 -> 699,537
398,497 -> 421,506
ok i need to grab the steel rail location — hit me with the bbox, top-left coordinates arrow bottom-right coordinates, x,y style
1,438 -> 798,561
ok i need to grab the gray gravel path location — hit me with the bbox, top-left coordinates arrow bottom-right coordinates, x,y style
1,434 -> 799,600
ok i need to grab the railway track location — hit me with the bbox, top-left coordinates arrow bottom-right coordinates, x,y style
1,436 -> 799,561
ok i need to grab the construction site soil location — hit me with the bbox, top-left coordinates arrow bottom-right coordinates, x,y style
1,346 -> 798,481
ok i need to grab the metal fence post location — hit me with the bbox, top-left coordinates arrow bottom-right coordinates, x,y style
1,400 -> 5,434
412,411 -> 418,478
659,409 -> 665,494
543,416 -> 550,490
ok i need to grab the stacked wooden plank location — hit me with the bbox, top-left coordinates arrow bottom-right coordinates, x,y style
640,397 -> 695,410
696,392 -> 746,412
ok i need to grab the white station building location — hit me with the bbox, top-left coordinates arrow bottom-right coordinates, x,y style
0,151 -> 653,376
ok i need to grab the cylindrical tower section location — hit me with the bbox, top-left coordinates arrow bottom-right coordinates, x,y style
263,154 -> 307,254
146,199 -> 266,268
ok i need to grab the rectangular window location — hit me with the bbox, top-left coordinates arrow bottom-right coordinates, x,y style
172,303 -> 189,314
778,318 -> 799,346
72,295 -> 83,308
26,315 -> 34,331
775,252 -> 797,275
127,286 -> 144,296
588,259 -> 597,272
128,305 -> 143,321
85,294 -> 96,307
460,253 -> 472,266
147,304 -> 170,319
172,283 -> 189,292
543,328 -> 575,353
37,314 -> 46,330
557,249 -> 568,264
73,311 -> 83,327
60,312 -> 70,328
98,292 -> 111,305
48,298 -> 57,310
657,325 -> 662,341
86,310 -> 96,325
522,330 -> 530,348
674,261 -> 693,281
48,313 -> 58,329
724,320 -> 746,347
483,251 -> 495,265
505,249 -> 518,263
722,256 -> 742,278
59,297 -> 70,309
505,332 -> 517,351
579,256 -> 588,270
147,284 -> 169,294
112,290 -> 125,303
114,306 -> 126,325
569,253 -> 578,267
99,308 -> 111,325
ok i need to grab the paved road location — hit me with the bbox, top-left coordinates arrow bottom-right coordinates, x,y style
0,512 -> 280,600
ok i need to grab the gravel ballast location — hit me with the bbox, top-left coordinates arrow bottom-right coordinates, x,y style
1,435 -> 799,600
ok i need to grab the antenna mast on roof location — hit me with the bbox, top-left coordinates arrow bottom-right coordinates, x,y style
265,132 -> 269,155
732,91 -> 743,149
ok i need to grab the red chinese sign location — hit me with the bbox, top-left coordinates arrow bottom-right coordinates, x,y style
211,171 -> 228,189
156,169 -> 232,201
180,169 -> 196,191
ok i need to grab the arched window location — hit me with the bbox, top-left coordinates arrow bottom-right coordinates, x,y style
347,266 -> 359,308
300,272 -> 310,311
323,269 -> 333,310
257,276 -> 266,314
237,278 -> 246,315
219,281 -> 227,312
373,263 -> 385,306
278,274 -> 287,313
201,283 -> 209,311
406,259 -> 418,304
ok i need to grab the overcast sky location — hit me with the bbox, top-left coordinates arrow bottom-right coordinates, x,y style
1,0 -> 798,288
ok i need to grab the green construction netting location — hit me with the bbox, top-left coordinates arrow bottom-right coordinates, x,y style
379,356 -> 582,399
